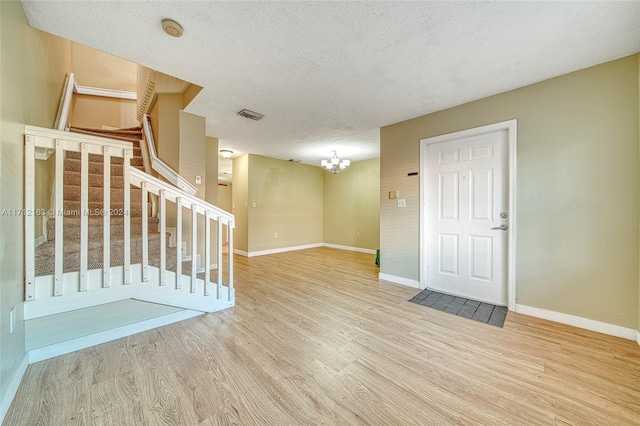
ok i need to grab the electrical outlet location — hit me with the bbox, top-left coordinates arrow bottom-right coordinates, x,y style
356,232 -> 360,238
397,199 -> 406,208
195,175 -> 202,184
9,307 -> 16,334
274,232 -> 278,238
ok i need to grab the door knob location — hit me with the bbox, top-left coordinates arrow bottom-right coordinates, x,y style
491,224 -> 508,231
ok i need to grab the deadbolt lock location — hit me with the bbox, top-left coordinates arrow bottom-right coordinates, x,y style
500,212 -> 508,219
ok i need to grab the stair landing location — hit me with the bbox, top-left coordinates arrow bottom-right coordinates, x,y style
25,299 -> 203,362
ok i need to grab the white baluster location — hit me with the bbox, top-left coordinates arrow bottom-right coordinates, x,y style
54,139 -> 64,296
79,143 -> 89,292
141,181 -> 149,282
176,197 -> 182,289
204,211 -> 211,296
159,189 -> 166,286
24,135 -> 35,301
217,216 -> 222,299
191,205 -> 197,293
123,149 -> 131,284
228,221 -> 234,301
103,146 -> 111,287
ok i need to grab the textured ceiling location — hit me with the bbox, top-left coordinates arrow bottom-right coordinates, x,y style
22,1 -> 640,170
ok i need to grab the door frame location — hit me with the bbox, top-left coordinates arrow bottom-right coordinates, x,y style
419,119 -> 517,310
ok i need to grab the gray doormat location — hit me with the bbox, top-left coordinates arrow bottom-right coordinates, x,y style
409,289 -> 507,328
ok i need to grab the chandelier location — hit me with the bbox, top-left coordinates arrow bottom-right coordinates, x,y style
321,151 -> 350,174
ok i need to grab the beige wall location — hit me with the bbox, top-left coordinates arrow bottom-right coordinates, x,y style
0,0 -> 71,404
69,42 -> 137,129
205,137 -> 219,206
71,42 -> 136,92
178,111 -> 206,197
218,182 -> 232,245
381,55 -> 639,328
323,158 -> 380,250
232,154 -> 379,255
232,155 -> 249,252
247,155 -> 323,252
71,95 -> 137,129
154,93 -> 182,172
218,183 -> 232,212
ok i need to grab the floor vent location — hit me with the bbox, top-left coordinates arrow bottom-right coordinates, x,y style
237,109 -> 264,121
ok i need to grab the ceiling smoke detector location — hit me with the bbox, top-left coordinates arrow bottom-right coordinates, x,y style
237,109 -> 264,121
162,19 -> 183,38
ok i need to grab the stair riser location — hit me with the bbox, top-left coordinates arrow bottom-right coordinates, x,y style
35,239 -> 178,276
64,156 -> 144,169
69,127 -> 143,143
62,201 -> 151,217
67,149 -> 142,161
46,218 -> 160,242
64,171 -> 125,189
65,159 -> 126,174
63,185 -> 143,202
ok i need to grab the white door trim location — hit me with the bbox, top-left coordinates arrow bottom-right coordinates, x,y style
420,119 -> 517,310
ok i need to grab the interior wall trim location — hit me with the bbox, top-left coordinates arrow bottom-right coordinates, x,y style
323,243 -> 376,254
378,273 -> 420,288
75,84 -> 137,100
0,353 -> 29,424
515,304 -> 638,343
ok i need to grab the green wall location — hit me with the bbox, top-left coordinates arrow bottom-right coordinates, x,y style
232,155 -> 249,252
247,154 -> 323,252
232,155 -> 380,255
380,55 -> 639,329
0,0 -> 72,407
323,158 -> 380,250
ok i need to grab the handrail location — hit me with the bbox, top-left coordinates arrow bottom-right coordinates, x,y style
130,168 -> 234,226
54,73 -> 75,131
142,114 -> 198,196
54,73 -> 137,130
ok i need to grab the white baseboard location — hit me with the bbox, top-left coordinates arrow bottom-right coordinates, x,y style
235,243 -> 376,258
515,304 -> 638,342
28,309 -> 203,363
378,273 -> 420,289
244,243 -> 323,258
0,353 -> 29,424
322,243 -> 376,254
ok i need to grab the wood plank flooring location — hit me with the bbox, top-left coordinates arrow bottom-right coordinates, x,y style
5,247 -> 640,425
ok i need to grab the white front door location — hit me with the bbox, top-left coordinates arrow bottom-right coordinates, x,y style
425,128 -> 509,305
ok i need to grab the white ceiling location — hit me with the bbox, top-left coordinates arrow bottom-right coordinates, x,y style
22,1 -> 640,173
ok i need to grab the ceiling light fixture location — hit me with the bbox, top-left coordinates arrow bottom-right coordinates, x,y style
220,149 -> 233,159
321,151 -> 350,174
237,109 -> 264,121
162,19 -> 183,38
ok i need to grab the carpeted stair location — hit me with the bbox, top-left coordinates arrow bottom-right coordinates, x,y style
35,126 -> 180,277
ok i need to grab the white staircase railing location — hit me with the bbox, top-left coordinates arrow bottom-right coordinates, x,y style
141,114 -> 197,195
24,126 -> 234,319
55,73 -> 196,196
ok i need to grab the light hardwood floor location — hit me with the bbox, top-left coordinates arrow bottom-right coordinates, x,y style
5,247 -> 640,425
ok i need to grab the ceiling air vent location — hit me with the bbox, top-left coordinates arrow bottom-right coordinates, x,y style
237,109 -> 264,121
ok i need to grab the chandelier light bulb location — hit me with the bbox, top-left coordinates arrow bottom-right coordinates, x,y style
321,151 -> 350,174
